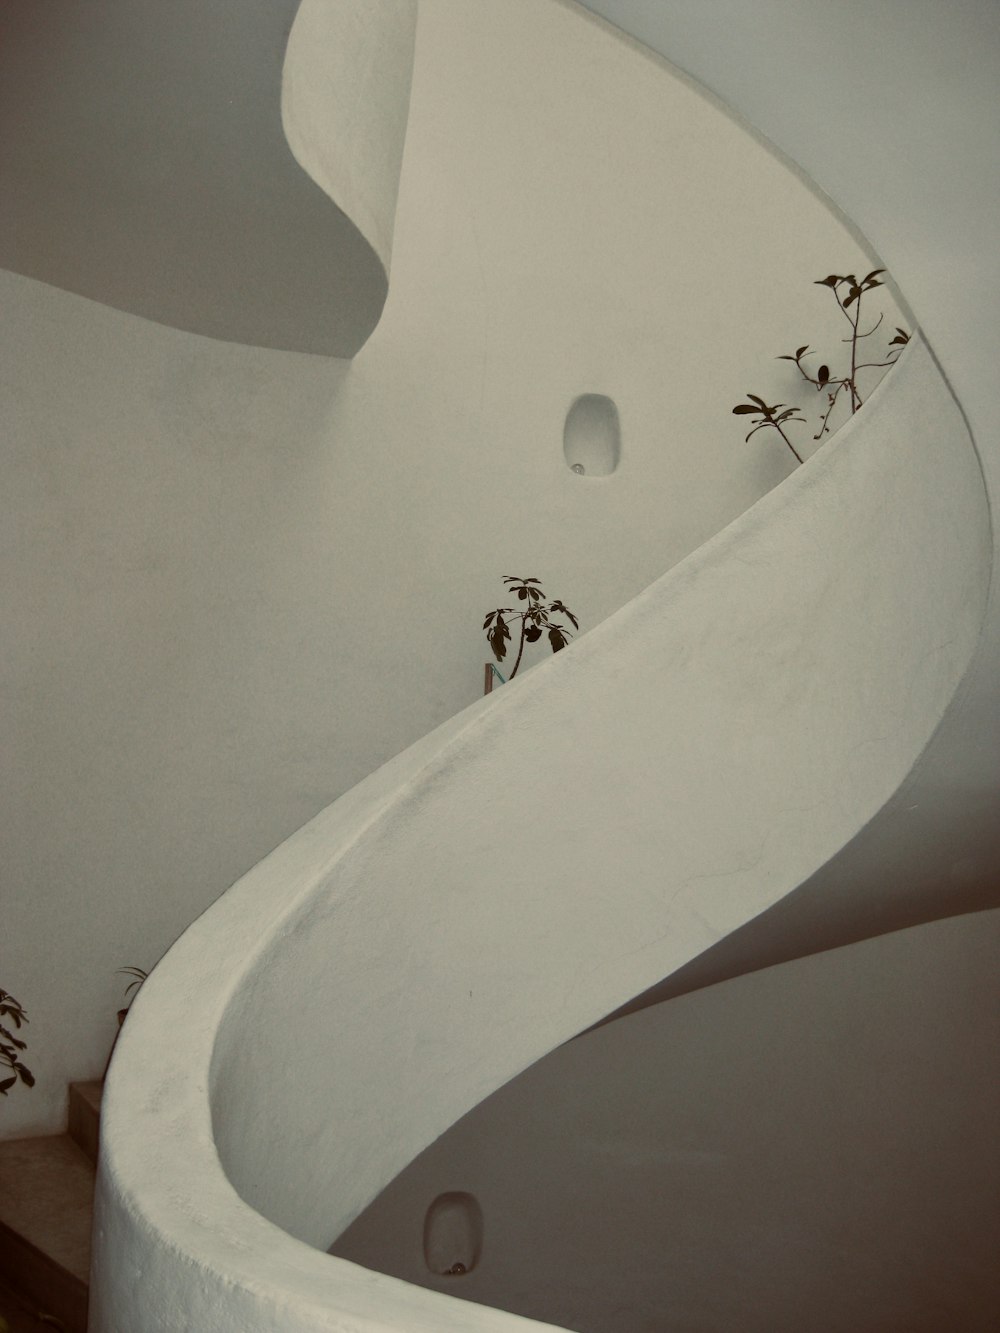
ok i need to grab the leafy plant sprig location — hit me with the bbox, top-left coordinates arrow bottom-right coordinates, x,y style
0,988 -> 34,1097
117,966 -> 148,1021
483,576 -> 579,680
734,269 -> 909,462
732,395 -> 807,463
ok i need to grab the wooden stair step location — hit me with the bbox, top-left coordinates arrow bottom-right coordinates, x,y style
0,1135 -> 95,1333
67,1082 -> 103,1167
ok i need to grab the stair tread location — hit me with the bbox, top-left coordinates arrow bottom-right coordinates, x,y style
0,1135 -> 95,1283
68,1081 -> 103,1116
67,1080 -> 103,1165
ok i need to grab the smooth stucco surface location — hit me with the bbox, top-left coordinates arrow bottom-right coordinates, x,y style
0,0 -> 404,354
3,0 -> 992,1326
1,0 -> 899,1142
579,0 -> 1000,999
91,332 -> 989,1329
281,0 -> 417,282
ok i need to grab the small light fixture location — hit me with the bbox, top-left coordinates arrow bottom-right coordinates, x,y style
563,393 -> 621,476
423,1191 -> 483,1277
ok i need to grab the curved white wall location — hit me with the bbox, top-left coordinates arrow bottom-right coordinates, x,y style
281,0 -> 418,282
80,1 -> 997,1327
579,0 -> 1000,970
0,0 -> 408,355
92,333 -> 990,1330
1,0 -> 906,1141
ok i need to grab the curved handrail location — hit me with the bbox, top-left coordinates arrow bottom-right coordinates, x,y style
0,0 -> 413,356
281,0 -> 418,285
91,333 -> 990,1331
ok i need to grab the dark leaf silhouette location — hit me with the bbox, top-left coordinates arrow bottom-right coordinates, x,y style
487,614 -> 511,661
738,267 -> 903,457
549,600 -> 580,630
0,989 -> 32,1095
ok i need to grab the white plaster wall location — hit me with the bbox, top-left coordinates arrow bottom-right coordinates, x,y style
92,335 -> 989,1330
333,909 -> 1000,1331
1,0 -> 895,1140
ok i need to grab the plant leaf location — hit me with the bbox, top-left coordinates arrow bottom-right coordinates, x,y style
487,615 -> 510,661
549,601 -> 579,630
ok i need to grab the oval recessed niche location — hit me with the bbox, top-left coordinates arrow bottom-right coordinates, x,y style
563,393 -> 621,476
423,1191 -> 483,1277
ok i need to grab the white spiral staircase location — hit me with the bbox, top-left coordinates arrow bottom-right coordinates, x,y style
88,2 -> 993,1329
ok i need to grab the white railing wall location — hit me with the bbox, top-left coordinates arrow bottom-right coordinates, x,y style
91,334 -> 990,1331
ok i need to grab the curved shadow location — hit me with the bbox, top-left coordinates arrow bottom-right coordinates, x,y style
0,0 -> 413,355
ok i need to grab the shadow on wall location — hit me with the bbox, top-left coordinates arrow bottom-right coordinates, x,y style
332,909 -> 1000,1333
0,0 -> 402,354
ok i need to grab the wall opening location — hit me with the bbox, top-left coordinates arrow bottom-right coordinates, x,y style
563,393 -> 621,476
423,1191 -> 483,1276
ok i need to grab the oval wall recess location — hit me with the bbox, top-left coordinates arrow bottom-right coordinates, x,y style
423,1191 -> 483,1277
563,393 -> 621,476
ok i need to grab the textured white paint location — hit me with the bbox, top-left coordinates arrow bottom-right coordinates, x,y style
92,335 -> 989,1329
1,0 -> 895,1142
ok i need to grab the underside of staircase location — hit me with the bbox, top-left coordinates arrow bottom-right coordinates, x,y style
0,1083 -> 100,1333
